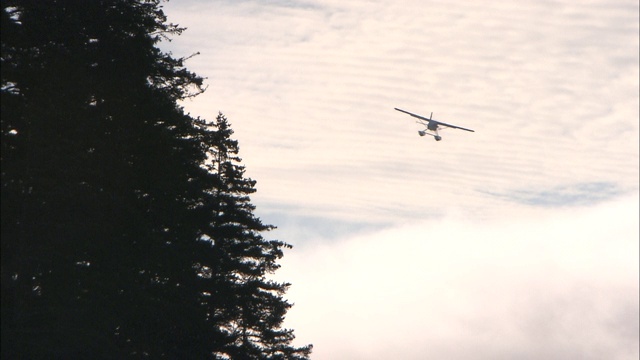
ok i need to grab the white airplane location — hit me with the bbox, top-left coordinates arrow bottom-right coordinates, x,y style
395,107 -> 474,141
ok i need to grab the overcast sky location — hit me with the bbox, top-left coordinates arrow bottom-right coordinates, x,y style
160,0 -> 638,358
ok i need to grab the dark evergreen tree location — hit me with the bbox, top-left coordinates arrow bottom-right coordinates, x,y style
2,0 -> 211,357
2,0 -> 311,359
193,114 -> 312,359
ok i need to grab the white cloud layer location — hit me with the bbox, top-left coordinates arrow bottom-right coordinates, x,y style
162,0 -> 639,225
159,0 -> 639,358
275,195 -> 639,359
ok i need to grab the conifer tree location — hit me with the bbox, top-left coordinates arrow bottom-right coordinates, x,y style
192,114 -> 312,359
2,1 -> 210,357
2,0 -> 311,358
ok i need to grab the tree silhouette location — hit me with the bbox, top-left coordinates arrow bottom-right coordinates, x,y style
193,114 -> 312,359
1,1 -> 310,358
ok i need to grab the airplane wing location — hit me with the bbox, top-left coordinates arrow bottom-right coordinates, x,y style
394,108 -> 431,122
394,107 -> 474,132
431,120 -> 475,132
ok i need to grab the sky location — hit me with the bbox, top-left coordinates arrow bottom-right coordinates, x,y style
160,0 -> 639,359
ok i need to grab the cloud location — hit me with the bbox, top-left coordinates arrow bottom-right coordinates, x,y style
157,1 -> 640,358
162,0 -> 639,224
483,181 -> 625,207
274,195 -> 639,359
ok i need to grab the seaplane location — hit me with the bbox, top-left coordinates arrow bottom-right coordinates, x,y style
394,107 -> 474,141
